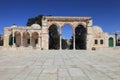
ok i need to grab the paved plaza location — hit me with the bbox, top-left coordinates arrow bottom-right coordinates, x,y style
0,48 -> 120,80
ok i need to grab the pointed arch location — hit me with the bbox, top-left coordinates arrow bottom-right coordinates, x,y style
48,24 -> 60,49
23,32 -> 30,47
31,32 -> 39,47
61,24 -> 73,49
14,31 -> 21,47
75,25 -> 87,49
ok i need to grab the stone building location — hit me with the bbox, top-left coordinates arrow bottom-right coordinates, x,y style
4,16 -> 116,50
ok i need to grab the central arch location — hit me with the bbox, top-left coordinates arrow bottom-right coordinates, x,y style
61,24 -> 73,50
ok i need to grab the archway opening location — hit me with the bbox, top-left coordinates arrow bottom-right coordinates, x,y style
62,24 -> 73,50
0,35 -> 3,46
75,25 -> 87,49
109,37 -> 114,47
14,31 -> 21,47
32,32 -> 39,47
48,24 -> 60,50
23,32 -> 30,47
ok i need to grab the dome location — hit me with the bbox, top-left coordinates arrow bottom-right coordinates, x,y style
11,24 -> 17,28
93,26 -> 103,33
31,23 -> 41,29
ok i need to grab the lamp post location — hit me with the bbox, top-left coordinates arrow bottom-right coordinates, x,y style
115,32 -> 118,46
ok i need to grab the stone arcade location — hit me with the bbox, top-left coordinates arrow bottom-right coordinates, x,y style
4,16 -> 116,50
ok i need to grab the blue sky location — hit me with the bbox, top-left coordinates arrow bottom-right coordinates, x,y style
0,0 -> 120,38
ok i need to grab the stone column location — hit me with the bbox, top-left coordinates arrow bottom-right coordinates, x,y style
39,32 -> 42,49
38,36 -> 41,48
60,28 -> 62,50
4,34 -> 9,47
12,32 -> 15,47
41,18 -> 48,50
40,36 -> 42,49
30,33 -> 32,47
73,29 -> 75,50
21,32 -> 23,47
4,28 -> 10,47
86,20 -> 89,50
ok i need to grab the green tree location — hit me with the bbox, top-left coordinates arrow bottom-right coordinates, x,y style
26,14 -> 43,26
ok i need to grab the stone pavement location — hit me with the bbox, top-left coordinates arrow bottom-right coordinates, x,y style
0,49 -> 120,80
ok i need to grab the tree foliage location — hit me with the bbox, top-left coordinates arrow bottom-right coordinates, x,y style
26,14 -> 43,26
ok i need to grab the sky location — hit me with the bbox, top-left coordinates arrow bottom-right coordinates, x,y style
0,0 -> 120,38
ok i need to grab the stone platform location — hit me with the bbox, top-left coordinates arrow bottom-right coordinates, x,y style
0,49 -> 120,80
